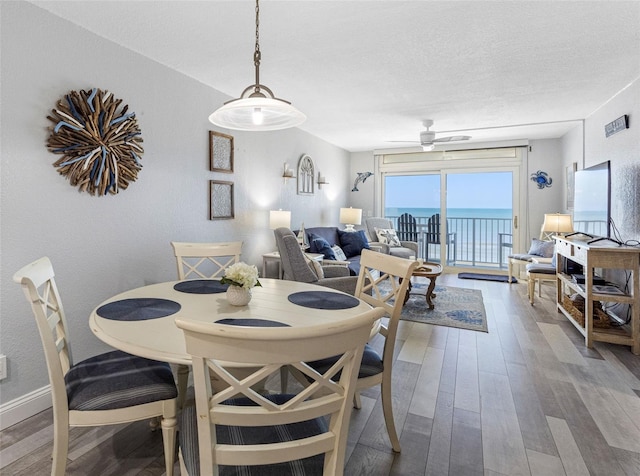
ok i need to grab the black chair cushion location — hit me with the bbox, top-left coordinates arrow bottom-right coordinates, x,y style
307,343 -> 383,379
179,391 -> 326,475
64,350 -> 177,410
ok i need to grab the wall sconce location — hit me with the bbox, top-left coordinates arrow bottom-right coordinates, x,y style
339,207 -> 362,232
317,172 -> 329,189
282,162 -> 295,183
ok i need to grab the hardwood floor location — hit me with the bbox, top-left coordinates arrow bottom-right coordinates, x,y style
3,274 -> 640,475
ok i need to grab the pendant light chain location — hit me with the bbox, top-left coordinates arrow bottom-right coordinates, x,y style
208,0 -> 305,131
253,0 -> 261,93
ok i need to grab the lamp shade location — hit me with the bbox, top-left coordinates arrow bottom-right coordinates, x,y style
209,97 -> 306,132
339,207 -> 362,226
269,210 -> 291,229
542,213 -> 574,234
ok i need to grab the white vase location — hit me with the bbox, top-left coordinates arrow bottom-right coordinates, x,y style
226,285 -> 251,306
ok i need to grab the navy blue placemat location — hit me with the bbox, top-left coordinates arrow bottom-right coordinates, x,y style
96,298 -> 181,321
173,279 -> 229,294
288,291 -> 360,310
215,318 -> 290,327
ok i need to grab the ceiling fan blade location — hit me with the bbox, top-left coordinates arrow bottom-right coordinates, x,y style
433,135 -> 471,143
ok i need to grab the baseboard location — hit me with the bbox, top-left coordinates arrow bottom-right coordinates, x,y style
0,385 -> 52,431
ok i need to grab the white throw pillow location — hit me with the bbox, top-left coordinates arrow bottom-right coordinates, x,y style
375,228 -> 401,247
307,258 -> 324,279
331,245 -> 348,261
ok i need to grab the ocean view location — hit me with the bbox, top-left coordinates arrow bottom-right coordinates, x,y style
383,207 -> 514,266
385,207 -> 512,220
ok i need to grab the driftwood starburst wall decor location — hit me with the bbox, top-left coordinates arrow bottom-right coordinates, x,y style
46,88 -> 144,195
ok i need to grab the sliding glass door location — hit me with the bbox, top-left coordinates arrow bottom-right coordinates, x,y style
381,151 -> 521,271
384,174 -> 454,263
445,172 -> 513,268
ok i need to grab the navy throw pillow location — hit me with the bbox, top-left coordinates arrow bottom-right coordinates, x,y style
338,230 -> 370,258
308,233 -> 322,253
312,237 -> 336,260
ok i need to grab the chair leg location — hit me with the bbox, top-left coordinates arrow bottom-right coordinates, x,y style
176,364 -> 189,409
528,275 -> 535,305
353,391 -> 362,409
381,376 -> 401,453
508,259 -> 513,284
161,401 -> 178,476
52,415 -> 69,476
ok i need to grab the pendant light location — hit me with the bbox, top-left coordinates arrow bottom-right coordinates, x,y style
209,0 -> 306,131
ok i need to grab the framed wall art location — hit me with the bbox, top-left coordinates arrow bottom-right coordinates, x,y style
566,162 -> 577,210
209,131 -> 234,173
297,154 -> 315,195
209,180 -> 234,220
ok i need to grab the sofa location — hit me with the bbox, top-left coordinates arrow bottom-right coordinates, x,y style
301,226 -> 371,276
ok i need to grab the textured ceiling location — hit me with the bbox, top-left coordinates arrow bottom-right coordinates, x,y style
31,0 -> 640,152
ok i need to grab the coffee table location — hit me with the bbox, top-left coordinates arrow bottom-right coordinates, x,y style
404,262 -> 443,309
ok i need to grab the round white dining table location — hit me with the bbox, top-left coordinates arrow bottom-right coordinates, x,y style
90,278 -> 374,366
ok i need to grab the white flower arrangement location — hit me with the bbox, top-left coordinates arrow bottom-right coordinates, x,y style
220,262 -> 262,289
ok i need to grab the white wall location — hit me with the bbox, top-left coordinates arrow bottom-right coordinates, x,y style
348,151 -> 376,219
585,79 -> 640,241
0,2 -> 352,406
560,78 -> 640,242
526,140 -> 566,240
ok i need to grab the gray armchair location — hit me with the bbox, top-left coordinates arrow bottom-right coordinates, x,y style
364,217 -> 419,259
274,228 -> 358,295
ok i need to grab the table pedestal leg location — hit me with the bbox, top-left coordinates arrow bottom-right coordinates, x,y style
425,277 -> 438,309
404,280 -> 411,305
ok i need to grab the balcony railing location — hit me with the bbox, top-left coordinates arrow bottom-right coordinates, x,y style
387,214 -> 513,269
387,215 -> 608,268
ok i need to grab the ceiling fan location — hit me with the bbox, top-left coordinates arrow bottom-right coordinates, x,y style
390,119 -> 471,150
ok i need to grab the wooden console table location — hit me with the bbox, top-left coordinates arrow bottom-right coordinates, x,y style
554,236 -> 640,354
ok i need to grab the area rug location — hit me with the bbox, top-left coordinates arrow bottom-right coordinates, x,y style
458,272 -> 516,283
400,281 -> 488,332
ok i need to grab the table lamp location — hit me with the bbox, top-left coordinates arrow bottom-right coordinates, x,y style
339,207 -> 362,232
541,213 -> 574,240
269,209 -> 291,229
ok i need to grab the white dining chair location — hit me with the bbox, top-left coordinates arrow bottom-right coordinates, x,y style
13,257 -> 178,476
171,241 -> 243,279
171,241 -> 244,405
175,306 -> 384,475
304,248 -> 418,453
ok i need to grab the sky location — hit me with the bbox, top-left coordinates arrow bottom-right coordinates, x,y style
385,172 -> 513,209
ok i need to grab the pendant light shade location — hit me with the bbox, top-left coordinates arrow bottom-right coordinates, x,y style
209,0 -> 305,131
209,96 -> 306,131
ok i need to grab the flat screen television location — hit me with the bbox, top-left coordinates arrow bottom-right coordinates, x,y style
572,160 -> 611,240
